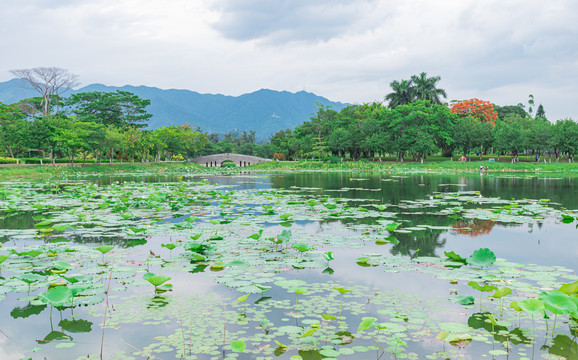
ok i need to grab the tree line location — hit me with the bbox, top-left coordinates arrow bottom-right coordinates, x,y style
1,68 -> 214,164
0,92 -> 209,165
267,73 -> 576,163
1,68 -> 576,164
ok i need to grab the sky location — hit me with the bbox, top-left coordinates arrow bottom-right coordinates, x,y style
1,0 -> 577,121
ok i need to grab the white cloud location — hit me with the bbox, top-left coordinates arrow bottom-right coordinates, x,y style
1,0 -> 577,121
0,337 -> 26,360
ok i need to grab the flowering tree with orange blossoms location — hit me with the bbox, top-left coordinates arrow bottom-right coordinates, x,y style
450,98 -> 498,126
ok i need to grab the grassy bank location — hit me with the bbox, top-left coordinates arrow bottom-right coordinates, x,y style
0,161 -> 205,179
249,159 -> 578,174
3,159 -> 578,179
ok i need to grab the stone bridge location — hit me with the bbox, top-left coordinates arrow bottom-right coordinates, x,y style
191,153 -> 272,167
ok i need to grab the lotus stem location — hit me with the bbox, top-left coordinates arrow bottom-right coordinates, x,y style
177,299 -> 188,360
221,296 -> 227,357
532,314 -> 535,342
295,293 -> 299,311
100,265 -> 113,360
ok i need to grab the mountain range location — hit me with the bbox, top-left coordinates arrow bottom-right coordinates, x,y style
0,79 -> 348,139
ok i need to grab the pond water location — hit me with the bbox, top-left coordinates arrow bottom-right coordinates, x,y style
0,171 -> 577,360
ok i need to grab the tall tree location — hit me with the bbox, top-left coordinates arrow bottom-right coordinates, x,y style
0,102 -> 25,126
327,127 -> 352,161
493,115 -> 528,161
554,119 -> 578,162
494,104 -> 527,120
535,104 -> 546,119
0,103 -> 27,159
450,98 -> 498,126
411,72 -> 447,104
64,91 -> 152,128
527,94 -> 535,115
10,67 -> 79,116
385,79 -> 415,108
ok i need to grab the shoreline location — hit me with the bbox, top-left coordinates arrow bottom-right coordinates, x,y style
2,160 -> 578,179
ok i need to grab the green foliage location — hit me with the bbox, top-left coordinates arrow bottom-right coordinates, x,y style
0,157 -> 17,164
221,160 -> 236,167
230,340 -> 246,352
467,248 -> 496,268
37,286 -> 73,307
64,90 -> 152,128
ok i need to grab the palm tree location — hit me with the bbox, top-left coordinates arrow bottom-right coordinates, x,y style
411,72 -> 447,104
385,79 -> 415,108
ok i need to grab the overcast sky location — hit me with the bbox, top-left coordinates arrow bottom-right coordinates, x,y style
1,0 -> 577,121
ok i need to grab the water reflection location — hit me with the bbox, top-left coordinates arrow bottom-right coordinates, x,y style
390,230 -> 447,258
271,172 -> 578,208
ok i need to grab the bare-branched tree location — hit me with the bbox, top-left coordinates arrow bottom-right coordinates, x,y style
10,67 -> 80,116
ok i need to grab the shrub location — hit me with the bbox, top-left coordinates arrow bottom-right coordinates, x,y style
22,158 -> 43,164
53,158 -> 97,164
221,160 -> 237,168
323,155 -> 341,163
0,157 -> 17,164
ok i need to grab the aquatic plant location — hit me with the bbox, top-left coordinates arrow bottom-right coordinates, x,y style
539,290 -> 577,337
491,286 -> 512,317
94,245 -> 114,263
333,287 -> 353,317
0,254 -> 9,271
142,273 -> 173,293
230,340 -> 245,353
518,298 -> 545,341
468,281 -> 498,309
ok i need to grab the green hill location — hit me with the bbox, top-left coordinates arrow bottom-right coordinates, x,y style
0,79 -> 348,139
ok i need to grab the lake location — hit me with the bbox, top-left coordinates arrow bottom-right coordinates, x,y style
0,171 -> 577,360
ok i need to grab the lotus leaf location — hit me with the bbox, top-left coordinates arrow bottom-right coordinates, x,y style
333,287 -> 353,295
492,287 -> 513,298
321,314 -> 337,320
518,298 -> 545,315
230,340 -> 246,352
37,286 -> 73,307
559,280 -> 578,295
52,260 -> 74,270
510,301 -> 522,312
58,319 -> 93,333
451,295 -> 475,305
10,303 -> 47,319
0,255 -> 10,265
384,222 -> 401,232
292,243 -> 310,253
277,230 -> 292,242
38,331 -> 72,344
358,317 -> 377,331
143,273 -> 171,287
95,245 -> 114,255
19,274 -> 45,284
444,251 -> 467,264
539,290 -> 578,315
248,230 -> 263,240
300,328 -> 316,338
274,340 -> 287,348
467,248 -> 496,268
51,224 -> 73,232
